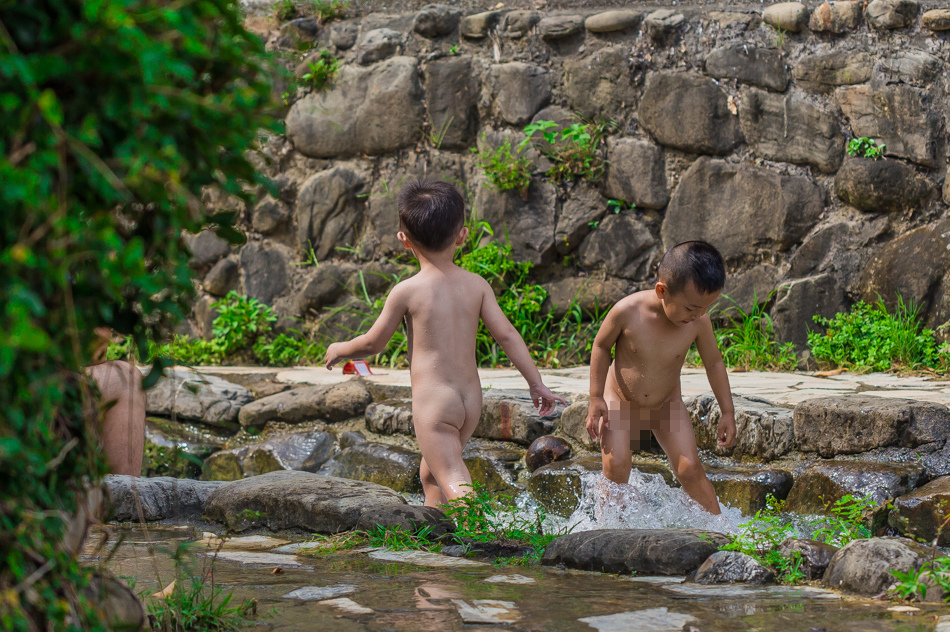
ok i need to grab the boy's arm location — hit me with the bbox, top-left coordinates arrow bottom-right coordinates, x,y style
694,315 -> 736,447
325,284 -> 409,369
478,280 -> 567,415
586,306 -> 623,439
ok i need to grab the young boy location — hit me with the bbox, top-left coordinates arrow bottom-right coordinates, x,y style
325,179 -> 566,506
586,241 -> 737,515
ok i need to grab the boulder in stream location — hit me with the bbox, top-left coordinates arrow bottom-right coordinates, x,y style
525,435 -> 572,472
706,466 -> 794,515
473,390 -> 560,445
238,380 -> 372,427
145,369 -> 253,431
694,551 -> 776,584
105,475 -> 226,522
200,430 -> 335,481
143,417 -> 228,479
365,398 -> 414,435
784,460 -> 925,515
889,475 -> 950,546
823,536 -> 930,596
686,393 -> 794,461
319,442 -> 423,493
355,505 -> 455,539
776,538 -> 838,580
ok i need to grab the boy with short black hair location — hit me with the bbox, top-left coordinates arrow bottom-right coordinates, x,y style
326,179 -> 566,506
586,240 -> 737,514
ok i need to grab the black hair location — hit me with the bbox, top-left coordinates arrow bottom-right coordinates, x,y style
397,179 -> 466,251
657,241 -> 726,294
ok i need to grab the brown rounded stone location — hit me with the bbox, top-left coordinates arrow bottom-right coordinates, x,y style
526,434 -> 572,472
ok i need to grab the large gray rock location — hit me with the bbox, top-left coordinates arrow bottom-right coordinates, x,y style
836,158 -> 934,214
320,442 -> 422,493
777,539 -> 838,580
661,157 -> 823,261
365,399 -> 414,435
739,88 -> 844,174
865,0 -> 919,29
251,196 -> 290,235
694,551 -> 776,584
823,537 -> 929,596
721,264 -> 781,314
554,184 -> 607,255
287,56 -> 424,158
356,28 -> 402,65
686,393 -> 795,461
526,456 -> 602,516
490,62 -> 551,126
542,529 -> 730,575
413,4 -> 460,38
785,460 -> 925,514
584,10 -> 642,32
562,47 -> 639,120
146,369 -> 252,431
238,380 -> 373,428
643,9 -> 685,43
836,84 -> 936,167
872,51 -> 943,88
204,470 -> 407,533
105,475 -> 225,522
578,213 -> 656,280
558,398 -> 599,450
639,72 -> 739,155
794,396 -> 950,456
202,258 -> 239,297
705,45 -> 788,91
502,10 -> 540,37
295,263 -> 349,315
809,0 -> 863,32
889,476 -> 950,546
240,242 -> 289,305
355,505 -> 455,539
187,230 -> 230,268
604,139 -> 668,209
763,2 -> 809,31
771,273 -> 846,351
538,15 -> 583,39
460,10 -> 500,38
540,276 -> 630,319
705,466 -> 794,515
295,166 -> 365,259
424,56 -> 478,149
473,390 -> 558,445
329,21 -> 359,49
474,180 -> 557,266
792,52 -> 872,93
787,219 -> 888,279
201,430 -> 335,481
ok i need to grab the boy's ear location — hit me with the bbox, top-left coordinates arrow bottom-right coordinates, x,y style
455,226 -> 469,246
396,231 -> 414,250
655,281 -> 668,300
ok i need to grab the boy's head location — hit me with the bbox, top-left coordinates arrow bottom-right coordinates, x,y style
655,241 -> 726,325
397,179 -> 466,253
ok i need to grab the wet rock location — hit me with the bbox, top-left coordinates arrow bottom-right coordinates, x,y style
784,460 -> 925,514
836,85 -> 936,167
777,539 -> 839,580
558,398 -> 599,450
763,2 -> 809,31
282,584 -> 358,600
84,572 -> 146,632
355,505 -> 455,539
526,435 -> 572,472
365,399 -> 414,435
202,258 -> 239,297
562,47 -> 639,120
295,166 -> 365,259
186,230 -> 230,268
922,8 -> 950,29
490,62 -> 551,126
644,9 -> 685,43
705,45 -> 788,91
580,608 -> 697,632
705,466 -> 794,515
871,51 -> 943,88
424,56 -> 478,149
204,470 -> 407,533
772,273 -> 847,352
472,390 -> 556,445
661,158 -> 823,262
143,417 -> 226,479
539,15 -> 583,39
542,529 -> 730,575
555,183 -> 606,255
460,11 -> 500,38
739,88 -> 844,174
146,369 -> 252,431
240,242 -> 289,305
866,0 -> 919,29
794,396 -> 950,455
584,10 -> 642,32
338,431 -> 366,449
238,380 -> 372,428
474,180 -> 557,266
413,5 -> 460,38
287,56 -> 423,158
823,537 -> 930,596
356,28 -> 402,65
320,442 -> 423,493
502,11 -> 540,37
464,452 -> 519,495
809,1 -> 863,32
889,476 -> 950,545
604,138 -> 668,210
541,276 -> 629,319
639,72 -> 739,155
792,52 -> 872,93
329,21 -> 359,50
201,430 -> 335,481
695,551 -> 775,584
578,213 -> 657,280
721,264 -> 781,314
105,475 -> 225,522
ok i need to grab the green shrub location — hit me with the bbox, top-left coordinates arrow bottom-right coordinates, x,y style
310,0 -> 348,22
847,137 -> 886,159
472,137 -> 534,197
301,50 -> 339,91
715,294 -> 798,371
521,117 -> 614,184
274,0 -> 300,21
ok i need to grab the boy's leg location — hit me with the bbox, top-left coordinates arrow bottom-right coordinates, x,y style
652,396 -> 721,515
88,361 -> 145,476
600,396 -> 633,484
413,387 -> 475,506
419,458 -> 447,506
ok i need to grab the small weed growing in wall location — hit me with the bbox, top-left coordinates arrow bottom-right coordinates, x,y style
472,136 -> 534,198
428,115 -> 454,149
521,116 -> 615,185
301,50 -> 339,91
310,0 -> 348,22
847,137 -> 886,159
274,0 -> 300,21
607,199 -> 636,214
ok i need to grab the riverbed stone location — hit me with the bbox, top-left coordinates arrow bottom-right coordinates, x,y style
187,230 -> 230,268
584,10 -> 642,32
464,453 -> 519,495
687,393 -> 795,461
785,460 -> 926,514
639,72 -> 739,155
889,476 -> 950,545
836,85 -> 936,167
338,431 -> 366,449
146,369 -> 252,432
604,139 -> 668,210
525,435 -> 572,472
490,62 -> 551,126
662,158 -> 823,262
555,183 -> 606,255
866,0 -> 919,29
320,442 -> 423,493
763,2 -> 809,32
777,539 -> 839,580
460,11 -> 500,38
563,46 -> 639,120
705,45 -> 788,91
538,15 -> 583,39
202,258 -> 239,297
542,529 -> 730,575
809,1 -> 863,32
356,28 -> 402,65
365,398 -> 414,435
922,8 -> 950,29
823,537 -> 930,596
105,475 -> 225,522
413,4 -> 460,38
473,390 -> 557,445
295,166 -> 365,259
792,52 -> 872,93
705,466 -> 794,515
474,180 -> 557,266
695,551 -> 776,584
739,88 -> 844,174
240,242 -> 290,306
201,430 -> 335,481
578,214 -> 656,281
287,56 -> 423,158
424,56 -> 478,149
794,396 -> 950,455
355,505 -> 455,539
238,380 -> 373,427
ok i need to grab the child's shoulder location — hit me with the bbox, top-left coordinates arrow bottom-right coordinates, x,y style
609,290 -> 650,315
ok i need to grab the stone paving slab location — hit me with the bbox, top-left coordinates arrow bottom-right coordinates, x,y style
195,366 -> 950,407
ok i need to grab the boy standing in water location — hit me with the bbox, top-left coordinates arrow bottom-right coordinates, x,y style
586,241 -> 737,514
325,180 -> 566,506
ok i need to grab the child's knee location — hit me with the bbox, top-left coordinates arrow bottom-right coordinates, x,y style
672,457 -> 704,484
602,452 -> 631,481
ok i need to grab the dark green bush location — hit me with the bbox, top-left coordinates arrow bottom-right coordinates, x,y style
0,0 -> 275,628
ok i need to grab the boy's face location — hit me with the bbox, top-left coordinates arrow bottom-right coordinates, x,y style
397,226 -> 469,256
655,281 -> 720,326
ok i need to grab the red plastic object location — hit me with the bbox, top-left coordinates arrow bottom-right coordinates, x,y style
342,360 -> 373,376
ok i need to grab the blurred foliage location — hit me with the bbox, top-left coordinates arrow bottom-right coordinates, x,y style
0,0 -> 276,628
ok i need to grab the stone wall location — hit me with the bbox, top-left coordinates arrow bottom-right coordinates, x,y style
191,1 -> 950,357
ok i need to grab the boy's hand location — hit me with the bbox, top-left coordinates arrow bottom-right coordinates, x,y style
530,383 -> 568,416
586,396 -> 609,439
717,412 -> 737,448
324,343 -> 344,370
